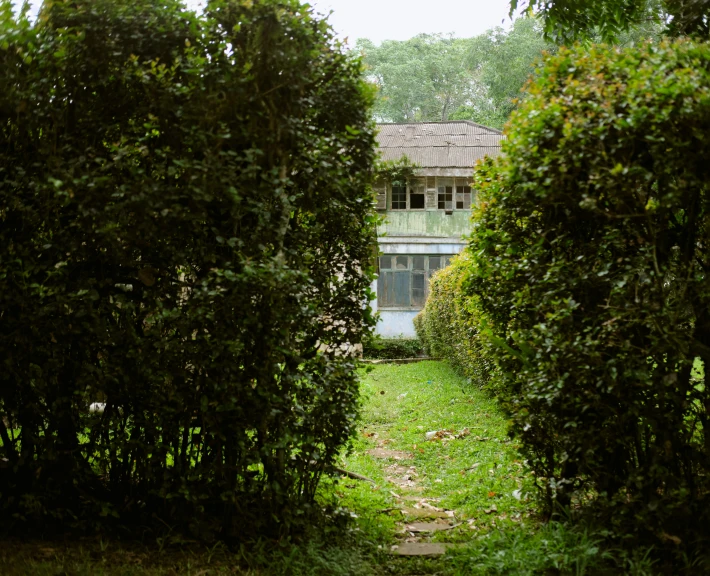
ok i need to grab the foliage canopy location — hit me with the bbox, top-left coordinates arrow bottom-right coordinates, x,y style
511,0 -> 708,43
357,20 -> 553,129
0,0 -> 378,539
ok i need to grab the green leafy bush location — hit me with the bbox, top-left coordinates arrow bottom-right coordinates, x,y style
0,0 -> 377,539
414,255 -> 493,387
362,337 -> 423,359
466,39 -> 710,557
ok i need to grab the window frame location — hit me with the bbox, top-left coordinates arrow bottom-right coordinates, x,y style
390,180 -> 407,210
385,177 -> 474,212
377,254 -> 455,310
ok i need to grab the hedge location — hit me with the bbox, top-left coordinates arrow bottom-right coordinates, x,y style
464,39 -> 710,558
362,337 -> 424,360
0,0 -> 377,540
414,254 -> 494,387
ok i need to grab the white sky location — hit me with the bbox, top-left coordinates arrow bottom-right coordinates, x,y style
308,0 -> 515,45
17,0 -> 516,45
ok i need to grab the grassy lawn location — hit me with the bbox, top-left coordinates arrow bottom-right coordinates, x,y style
0,361 -> 656,575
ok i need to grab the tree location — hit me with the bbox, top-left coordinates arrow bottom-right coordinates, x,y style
451,18 -> 553,128
357,22 -> 552,129
356,34 -> 477,122
510,0 -> 707,43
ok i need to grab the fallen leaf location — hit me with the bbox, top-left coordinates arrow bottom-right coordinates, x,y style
660,532 -> 682,545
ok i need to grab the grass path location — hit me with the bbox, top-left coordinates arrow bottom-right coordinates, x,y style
323,360 -> 537,573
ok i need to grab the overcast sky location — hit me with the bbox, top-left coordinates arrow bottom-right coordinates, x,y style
18,0 -> 516,45
308,0 -> 515,45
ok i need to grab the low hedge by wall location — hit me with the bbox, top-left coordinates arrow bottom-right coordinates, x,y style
362,337 -> 424,360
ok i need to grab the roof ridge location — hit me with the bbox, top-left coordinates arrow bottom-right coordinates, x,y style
375,120 -> 502,135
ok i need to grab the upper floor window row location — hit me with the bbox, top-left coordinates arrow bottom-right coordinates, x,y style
385,177 -> 474,212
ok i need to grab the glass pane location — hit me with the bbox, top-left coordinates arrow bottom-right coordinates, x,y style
413,256 -> 425,270
396,256 -> 408,270
394,272 -> 411,306
456,201 -> 464,209
392,184 -> 406,210
429,256 -> 441,270
410,193 -> 425,209
379,256 -> 392,269
378,271 -> 395,306
412,273 -> 425,307
426,176 -> 436,188
437,187 -> 446,209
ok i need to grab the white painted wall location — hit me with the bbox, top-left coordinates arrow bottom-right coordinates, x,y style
375,310 -> 420,338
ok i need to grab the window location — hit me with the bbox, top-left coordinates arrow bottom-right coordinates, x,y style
392,182 -> 406,210
409,177 -> 425,209
386,177 -> 474,211
437,177 -> 453,210
378,254 -> 455,309
455,178 -> 472,209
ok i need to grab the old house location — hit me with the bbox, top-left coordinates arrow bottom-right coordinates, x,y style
372,120 -> 503,337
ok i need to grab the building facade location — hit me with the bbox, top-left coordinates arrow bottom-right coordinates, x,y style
372,121 -> 503,338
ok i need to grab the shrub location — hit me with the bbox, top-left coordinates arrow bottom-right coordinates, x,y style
362,337 -> 423,359
466,39 -> 710,556
0,0 -> 377,539
414,254 -> 493,387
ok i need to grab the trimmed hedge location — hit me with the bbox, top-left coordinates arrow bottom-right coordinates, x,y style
414,254 -> 493,387
464,39 -> 710,558
0,0 -> 377,539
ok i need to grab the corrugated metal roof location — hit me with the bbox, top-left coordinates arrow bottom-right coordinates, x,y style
376,121 -> 503,168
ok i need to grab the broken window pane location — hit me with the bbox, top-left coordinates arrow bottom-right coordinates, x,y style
456,184 -> 472,209
438,178 -> 454,210
380,256 -> 392,269
396,256 -> 408,270
410,193 -> 425,209
438,187 -> 453,210
413,256 -> 425,270
410,178 -> 425,209
392,183 -> 406,210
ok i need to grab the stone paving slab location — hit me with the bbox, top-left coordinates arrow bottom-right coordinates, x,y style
404,521 -> 459,532
391,542 -> 467,556
400,508 -> 451,519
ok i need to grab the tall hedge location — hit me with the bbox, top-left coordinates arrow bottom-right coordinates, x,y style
466,39 -> 710,553
0,0 -> 377,539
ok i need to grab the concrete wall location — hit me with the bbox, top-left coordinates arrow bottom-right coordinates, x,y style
375,310 -> 420,338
